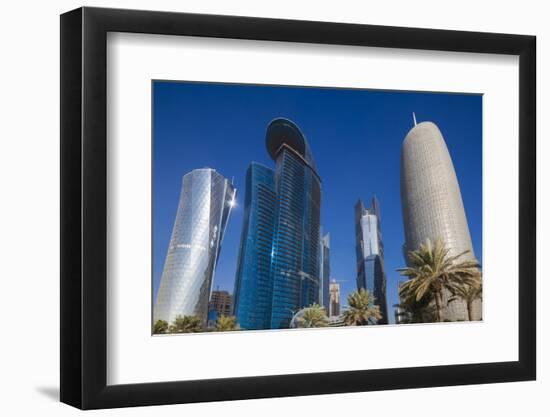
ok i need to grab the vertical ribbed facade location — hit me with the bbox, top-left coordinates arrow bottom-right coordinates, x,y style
400,121 -> 480,321
234,118 -> 322,330
233,163 -> 276,330
354,198 -> 389,324
268,120 -> 322,329
154,168 -> 236,326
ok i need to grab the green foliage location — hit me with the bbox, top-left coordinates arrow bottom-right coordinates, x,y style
398,239 -> 480,322
342,288 -> 382,326
153,319 -> 169,334
215,315 -> 240,332
294,304 -> 329,328
394,297 -> 437,324
168,315 -> 203,333
449,273 -> 483,321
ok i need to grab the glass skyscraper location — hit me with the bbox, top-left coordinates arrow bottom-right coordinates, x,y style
233,163 -> 276,330
319,232 -> 331,314
354,197 -> 389,324
400,120 -> 480,321
154,168 -> 236,327
268,118 -> 322,329
234,118 -> 322,330
329,279 -> 341,317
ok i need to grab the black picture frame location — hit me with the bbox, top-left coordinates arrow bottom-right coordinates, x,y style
60,6 -> 536,410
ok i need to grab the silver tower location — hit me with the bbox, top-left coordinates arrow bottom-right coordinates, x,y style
154,168 -> 236,327
355,198 -> 388,324
400,120 -> 480,321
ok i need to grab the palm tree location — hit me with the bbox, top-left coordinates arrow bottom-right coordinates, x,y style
451,274 -> 483,321
294,304 -> 329,328
398,239 -> 480,322
215,315 -> 240,331
153,319 -> 169,334
169,315 -> 203,333
393,298 -> 437,324
342,288 -> 382,326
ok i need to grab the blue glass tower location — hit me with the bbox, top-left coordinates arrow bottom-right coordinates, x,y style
267,119 -> 322,329
233,163 -> 276,330
233,118 -> 322,330
354,197 -> 389,324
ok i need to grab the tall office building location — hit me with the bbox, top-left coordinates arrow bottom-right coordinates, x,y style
209,289 -> 233,317
233,163 -> 276,330
268,118 -> 322,329
319,232 -> 331,314
234,118 -> 322,330
400,118 -> 480,321
329,279 -> 341,317
154,168 -> 236,327
207,289 -> 234,327
354,197 -> 389,324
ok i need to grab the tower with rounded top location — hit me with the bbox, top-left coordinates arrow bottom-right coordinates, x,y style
400,118 -> 480,321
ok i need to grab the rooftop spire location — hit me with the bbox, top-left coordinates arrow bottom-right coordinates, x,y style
413,112 -> 417,126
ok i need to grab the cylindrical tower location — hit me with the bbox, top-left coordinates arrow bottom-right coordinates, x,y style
400,121 -> 480,321
154,168 -> 236,327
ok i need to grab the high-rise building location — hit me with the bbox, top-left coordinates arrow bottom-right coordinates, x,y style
233,163 -> 276,330
267,118 -> 322,329
329,279 -> 341,317
154,168 -> 236,327
354,197 -> 389,324
400,118 -> 480,321
234,118 -> 322,330
209,289 -> 233,317
319,232 -> 331,313
207,289 -> 234,327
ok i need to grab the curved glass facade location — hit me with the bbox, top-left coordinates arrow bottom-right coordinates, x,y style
233,163 -> 276,330
233,118 -> 322,330
154,168 -> 236,327
269,120 -> 321,329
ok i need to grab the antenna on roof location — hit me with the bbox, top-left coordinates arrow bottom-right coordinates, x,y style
412,112 -> 417,127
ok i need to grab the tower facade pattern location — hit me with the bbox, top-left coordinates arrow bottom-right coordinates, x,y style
268,119 -> 322,329
233,118 -> 322,330
329,280 -> 341,317
400,121 -> 480,321
354,197 -> 389,324
154,168 -> 236,326
233,163 -> 276,330
319,233 -> 331,314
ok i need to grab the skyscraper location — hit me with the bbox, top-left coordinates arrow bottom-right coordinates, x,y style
208,289 -> 234,327
233,163 -> 276,330
234,118 -> 322,330
329,279 -> 341,317
400,118 -> 480,321
154,168 -> 236,327
209,289 -> 233,317
267,118 -> 322,329
319,232 -> 331,314
354,197 -> 389,324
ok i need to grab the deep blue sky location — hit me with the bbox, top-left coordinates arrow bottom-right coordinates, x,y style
153,81 -> 482,324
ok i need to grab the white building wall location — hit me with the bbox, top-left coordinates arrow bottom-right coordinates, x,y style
401,121 -> 481,321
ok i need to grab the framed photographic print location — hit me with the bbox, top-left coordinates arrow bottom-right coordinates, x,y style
60,6 -> 536,410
